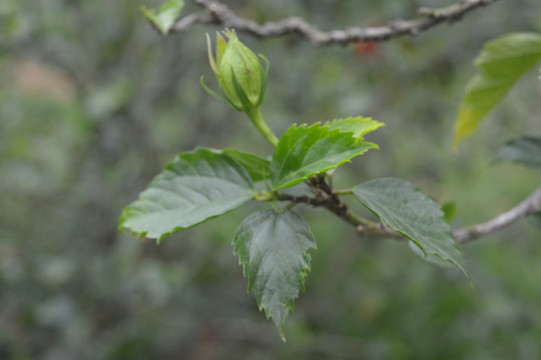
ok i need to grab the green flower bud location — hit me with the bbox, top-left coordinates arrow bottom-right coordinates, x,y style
204,29 -> 268,112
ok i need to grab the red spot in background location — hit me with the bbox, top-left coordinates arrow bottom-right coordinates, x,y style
354,41 -> 378,58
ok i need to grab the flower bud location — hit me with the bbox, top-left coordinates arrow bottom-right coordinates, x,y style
205,29 -> 268,112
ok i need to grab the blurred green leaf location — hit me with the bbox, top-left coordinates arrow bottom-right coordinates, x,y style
270,123 -> 378,190
353,178 -> 469,279
494,136 -> 541,168
222,148 -> 270,182
119,148 -> 255,242
141,0 -> 184,35
441,202 -> 457,223
326,116 -> 384,138
232,209 -> 316,341
453,33 -> 541,147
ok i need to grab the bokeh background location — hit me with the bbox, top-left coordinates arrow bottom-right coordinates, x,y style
1,0 -> 541,359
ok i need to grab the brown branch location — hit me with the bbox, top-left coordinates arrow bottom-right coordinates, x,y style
275,175 -> 374,229
275,180 -> 541,245
452,187 -> 541,244
170,0 -> 500,45
274,193 -> 328,207
309,174 -> 367,228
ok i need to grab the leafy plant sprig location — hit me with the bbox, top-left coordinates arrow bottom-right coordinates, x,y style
120,30 -> 468,340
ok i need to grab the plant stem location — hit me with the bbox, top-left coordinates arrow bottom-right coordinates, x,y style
344,210 -> 375,227
332,188 -> 353,195
245,107 -> 279,147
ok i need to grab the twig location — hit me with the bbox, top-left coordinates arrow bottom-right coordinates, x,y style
452,187 -> 541,243
276,180 -> 541,245
171,13 -> 213,33
169,0 -> 500,45
309,175 -> 368,227
275,175 -> 374,228
274,193 -> 328,207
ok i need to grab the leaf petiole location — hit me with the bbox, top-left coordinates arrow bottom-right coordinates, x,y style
332,188 -> 354,195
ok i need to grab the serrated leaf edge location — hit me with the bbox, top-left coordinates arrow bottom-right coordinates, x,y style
119,147 -> 257,243
271,122 -> 378,190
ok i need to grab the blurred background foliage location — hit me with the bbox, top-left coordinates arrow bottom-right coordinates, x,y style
1,0 -> 541,359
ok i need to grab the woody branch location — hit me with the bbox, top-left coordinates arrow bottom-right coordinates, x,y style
276,179 -> 541,244
170,0 -> 500,45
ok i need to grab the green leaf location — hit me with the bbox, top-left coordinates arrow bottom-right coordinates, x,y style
222,148 -> 270,182
408,241 -> 453,268
271,123 -> 378,190
120,148 -> 255,242
494,136 -> 541,168
141,0 -> 184,36
441,202 -> 457,223
232,209 -> 316,341
454,33 -> 541,147
353,178 -> 469,279
327,116 -> 385,138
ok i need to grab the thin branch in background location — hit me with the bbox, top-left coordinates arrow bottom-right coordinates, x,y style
170,0 -> 500,45
452,187 -> 541,243
171,13 -> 213,33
